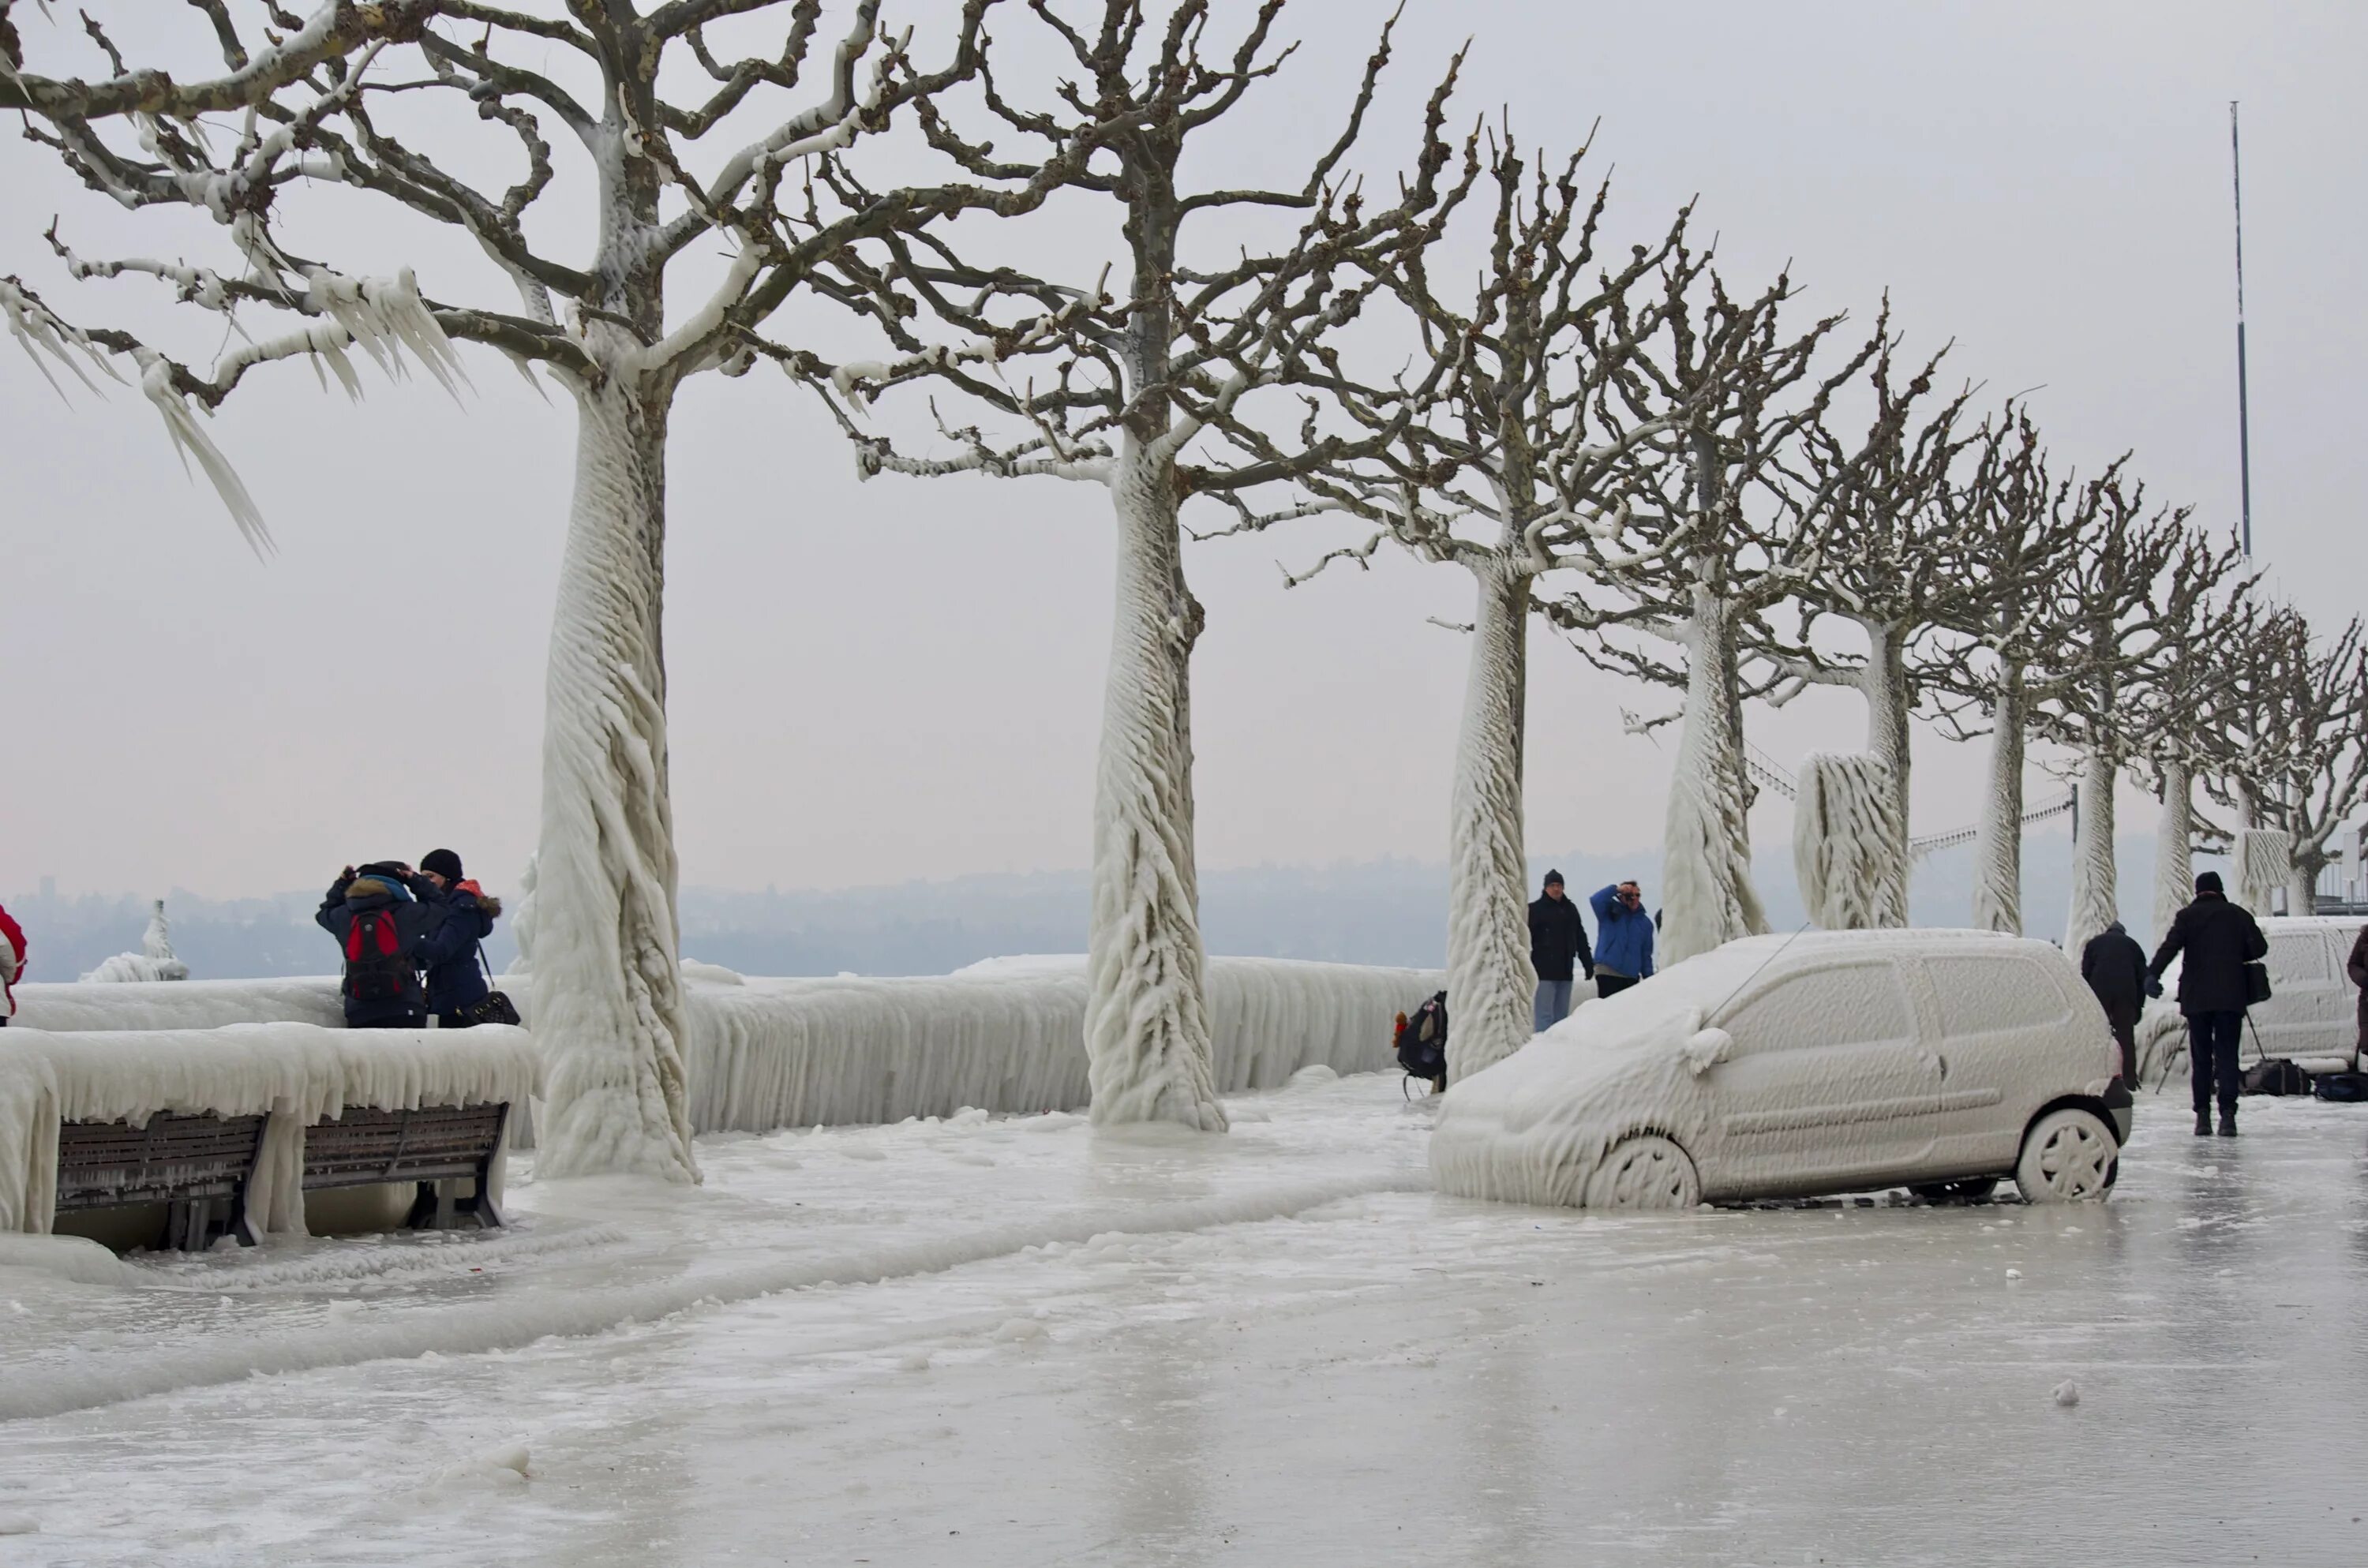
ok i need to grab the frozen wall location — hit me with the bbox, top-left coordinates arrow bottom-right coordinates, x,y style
598,956 -> 1443,1133
13,957 -> 1444,1138
0,1024 -> 537,1236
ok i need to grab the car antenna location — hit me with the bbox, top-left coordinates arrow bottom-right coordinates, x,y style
1706,919 -> 1818,1023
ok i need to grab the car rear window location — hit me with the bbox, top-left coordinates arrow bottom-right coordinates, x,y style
1925,956 -> 2069,1035
1725,964 -> 1913,1050
2271,931 -> 2329,982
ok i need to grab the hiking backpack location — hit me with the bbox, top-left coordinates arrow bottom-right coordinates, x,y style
1396,991 -> 1448,1083
2240,1057 -> 2311,1097
343,907 -> 415,1005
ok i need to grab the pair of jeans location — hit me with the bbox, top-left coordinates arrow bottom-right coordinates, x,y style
1534,979 -> 1573,1033
2187,1010 -> 2245,1114
1597,972 -> 1639,999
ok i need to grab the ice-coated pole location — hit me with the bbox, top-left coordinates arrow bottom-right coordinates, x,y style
2230,100 -> 2253,559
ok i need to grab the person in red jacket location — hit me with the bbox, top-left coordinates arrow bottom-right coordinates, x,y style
0,901 -> 26,1025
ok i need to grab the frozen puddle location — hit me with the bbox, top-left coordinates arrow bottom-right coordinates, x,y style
6,1077 -> 2368,1566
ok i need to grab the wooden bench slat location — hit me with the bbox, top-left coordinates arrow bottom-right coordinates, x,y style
299,1102 -> 508,1229
52,1112 -> 268,1248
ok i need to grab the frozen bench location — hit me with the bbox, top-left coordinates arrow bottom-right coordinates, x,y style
2,1024 -> 540,1244
54,1110 -> 268,1251
302,1102 -> 509,1229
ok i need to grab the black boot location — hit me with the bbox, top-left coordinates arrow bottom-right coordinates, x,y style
2195,1110 -> 2213,1136
2217,1109 -> 2239,1137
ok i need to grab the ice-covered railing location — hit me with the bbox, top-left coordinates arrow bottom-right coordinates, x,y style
568,956 -> 1444,1133
13,957 -> 1445,1137
1746,745 -> 2074,860
13,978 -> 345,1032
0,1024 -> 537,1237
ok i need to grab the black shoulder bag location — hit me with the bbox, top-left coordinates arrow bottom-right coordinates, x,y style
462,945 -> 523,1027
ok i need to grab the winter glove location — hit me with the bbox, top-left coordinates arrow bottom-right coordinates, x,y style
1582,964 -> 1596,982
2145,975 -> 2164,1000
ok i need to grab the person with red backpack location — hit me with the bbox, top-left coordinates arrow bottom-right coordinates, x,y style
315,862 -> 436,1028
0,900 -> 25,1026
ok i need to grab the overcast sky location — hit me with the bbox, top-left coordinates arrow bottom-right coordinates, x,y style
2,0 -> 2362,904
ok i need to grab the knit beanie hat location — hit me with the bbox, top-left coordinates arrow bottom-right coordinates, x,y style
421,849 -> 465,883
2194,870 -> 2224,896
1543,869 -> 1564,888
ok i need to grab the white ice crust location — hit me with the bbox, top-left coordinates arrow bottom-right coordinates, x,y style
0,1024 -> 538,1236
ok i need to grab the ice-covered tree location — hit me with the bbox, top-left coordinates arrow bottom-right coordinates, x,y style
1750,338 -> 1968,926
805,0 -> 1459,1128
1921,411 -> 2086,934
2025,482 -> 2242,956
2208,608 -> 2368,916
0,0 -> 1088,1181
1547,285 -> 1879,963
1196,140 -> 1703,1080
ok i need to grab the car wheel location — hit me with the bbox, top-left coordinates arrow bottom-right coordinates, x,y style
1584,1135 -> 1702,1210
1909,1177 -> 1999,1205
2014,1108 -> 2117,1203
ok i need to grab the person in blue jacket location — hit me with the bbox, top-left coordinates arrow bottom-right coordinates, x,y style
415,848 -> 503,1029
1588,880 -> 1656,997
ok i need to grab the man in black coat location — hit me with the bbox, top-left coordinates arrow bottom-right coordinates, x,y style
1528,870 -> 1592,1032
2079,920 -> 2148,1086
2147,870 -> 2269,1137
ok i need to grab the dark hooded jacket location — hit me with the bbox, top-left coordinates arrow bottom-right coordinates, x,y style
1528,888 -> 1591,982
2080,921 -> 2149,1021
418,880 -> 503,1016
315,864 -> 435,1025
2147,891 -> 2268,1018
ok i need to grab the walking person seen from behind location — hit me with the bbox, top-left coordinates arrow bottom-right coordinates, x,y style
1590,880 -> 1655,998
1528,870 -> 1593,1031
2079,919 -> 2148,1086
2146,870 -> 2268,1137
317,862 -> 437,1030
415,848 -> 507,1029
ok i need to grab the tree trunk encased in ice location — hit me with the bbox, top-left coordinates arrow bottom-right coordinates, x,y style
2151,761 -> 2193,945
2063,749 -> 2119,960
1793,752 -> 1907,930
2235,824 -> 2295,918
531,374 -> 699,1182
2287,842 -> 2321,917
1083,430 -> 1225,1131
1660,589 -> 1768,965
1444,563 -> 1539,1082
1860,623 -> 1916,865
1973,663 -> 2026,934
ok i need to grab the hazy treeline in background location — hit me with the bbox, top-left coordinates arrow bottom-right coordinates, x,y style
9,829 -> 2194,983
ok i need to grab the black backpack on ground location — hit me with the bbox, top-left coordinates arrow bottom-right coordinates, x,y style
1396,992 -> 1448,1085
2312,1072 -> 2367,1103
2241,1057 -> 2312,1097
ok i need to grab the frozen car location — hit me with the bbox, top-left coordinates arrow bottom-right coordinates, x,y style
2141,915 -> 2364,1080
1431,930 -> 2133,1210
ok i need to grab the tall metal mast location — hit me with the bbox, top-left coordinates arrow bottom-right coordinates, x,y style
2230,101 -> 2254,558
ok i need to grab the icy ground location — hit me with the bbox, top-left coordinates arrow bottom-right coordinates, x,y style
4,1073 -> 2366,1566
